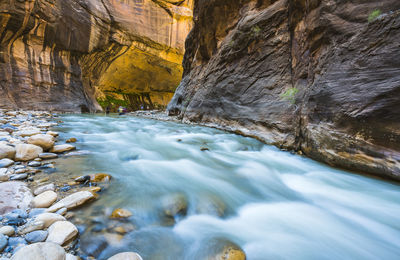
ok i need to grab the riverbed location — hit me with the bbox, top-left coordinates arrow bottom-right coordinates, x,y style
53,114 -> 400,260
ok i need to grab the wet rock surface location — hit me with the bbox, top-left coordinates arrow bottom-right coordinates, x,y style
167,0 -> 400,180
0,0 -> 193,112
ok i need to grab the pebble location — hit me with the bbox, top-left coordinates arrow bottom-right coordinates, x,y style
0,226 -> 15,236
25,230 -> 48,243
50,144 -> 76,153
9,174 -> 27,181
0,158 -> 14,167
31,190 -> 57,208
39,153 -> 58,159
28,208 -> 46,218
8,237 -> 26,247
33,183 -> 55,196
46,221 -> 78,245
27,161 -> 41,167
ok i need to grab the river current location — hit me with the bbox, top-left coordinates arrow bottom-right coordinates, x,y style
52,114 -> 400,260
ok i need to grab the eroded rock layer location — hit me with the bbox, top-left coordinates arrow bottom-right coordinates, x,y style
0,0 -> 193,112
168,0 -> 400,180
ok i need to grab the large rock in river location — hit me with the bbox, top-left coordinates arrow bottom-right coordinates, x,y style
15,144 -> 43,161
167,0 -> 400,180
10,242 -> 66,260
27,134 -> 55,151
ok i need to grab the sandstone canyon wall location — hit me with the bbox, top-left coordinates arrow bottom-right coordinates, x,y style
0,0 -> 192,112
168,0 -> 400,180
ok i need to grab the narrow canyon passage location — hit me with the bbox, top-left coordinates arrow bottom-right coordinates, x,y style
52,115 -> 400,259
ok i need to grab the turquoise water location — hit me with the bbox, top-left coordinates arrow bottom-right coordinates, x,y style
54,114 -> 400,260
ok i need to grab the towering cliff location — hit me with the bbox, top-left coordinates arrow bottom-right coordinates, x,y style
0,0 -> 192,112
168,0 -> 400,180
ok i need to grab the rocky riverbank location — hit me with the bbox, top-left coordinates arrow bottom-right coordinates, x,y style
0,110 -> 143,260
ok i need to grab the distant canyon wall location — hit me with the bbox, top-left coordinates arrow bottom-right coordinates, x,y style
0,0 -> 193,112
168,0 -> 400,180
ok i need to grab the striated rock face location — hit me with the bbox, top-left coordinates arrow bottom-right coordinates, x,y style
168,0 -> 400,180
0,0 -> 193,112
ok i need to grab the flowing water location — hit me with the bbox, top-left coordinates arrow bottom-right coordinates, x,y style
52,114 -> 400,260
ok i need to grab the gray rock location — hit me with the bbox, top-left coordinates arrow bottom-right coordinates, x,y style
0,159 -> 13,168
31,191 -> 57,208
34,213 -> 66,228
47,191 -> 94,212
8,237 -> 26,247
0,234 -> 8,252
27,161 -> 41,167
28,208 -> 46,218
25,230 -> 48,243
19,220 -> 45,234
10,174 -> 28,180
38,153 -> 58,159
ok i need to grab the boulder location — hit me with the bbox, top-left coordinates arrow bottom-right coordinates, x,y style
0,226 -> 15,236
47,191 -> 94,212
33,183 -> 56,196
35,213 -> 66,228
27,134 -> 55,150
110,208 -> 132,219
0,158 -> 13,167
31,191 -> 57,208
25,230 -> 48,243
0,181 -> 33,215
50,144 -> 75,153
108,252 -> 143,260
10,242 -> 66,260
46,221 -> 78,245
15,144 -> 43,161
0,144 -> 16,159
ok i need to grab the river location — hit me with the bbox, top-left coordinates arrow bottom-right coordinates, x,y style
52,114 -> 400,260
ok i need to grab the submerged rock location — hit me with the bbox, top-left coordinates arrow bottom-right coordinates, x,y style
161,193 -> 188,218
66,138 -> 77,143
10,242 -> 66,260
110,208 -> 132,219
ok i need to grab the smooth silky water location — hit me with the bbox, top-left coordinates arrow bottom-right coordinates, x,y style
52,114 -> 400,260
